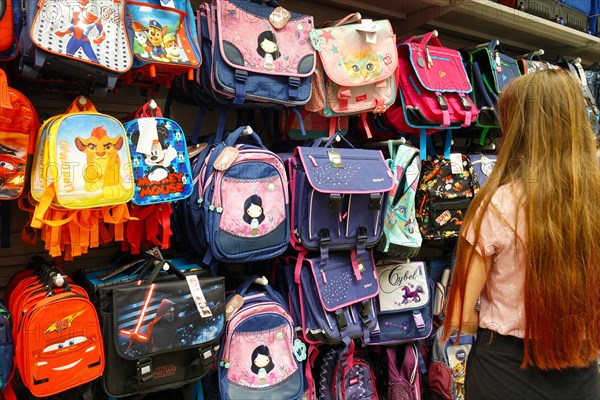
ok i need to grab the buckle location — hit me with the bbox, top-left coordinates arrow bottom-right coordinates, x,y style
289,77 -> 301,87
136,358 -> 153,383
413,311 -> 425,329
319,228 -> 331,245
234,69 -> 248,82
368,193 -> 382,211
356,226 -> 368,242
199,346 -> 215,369
459,94 -> 472,111
335,309 -> 347,331
328,194 -> 341,211
360,300 -> 372,326
436,94 -> 448,110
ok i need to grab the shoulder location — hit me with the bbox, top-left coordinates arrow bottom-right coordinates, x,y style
488,182 -> 524,220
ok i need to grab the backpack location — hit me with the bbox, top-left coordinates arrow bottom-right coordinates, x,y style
0,0 -> 22,60
0,300 -> 13,393
377,143 -> 422,260
9,268 -> 104,398
203,0 -> 316,107
468,153 -> 497,187
123,0 -> 201,89
307,14 -> 398,138
19,0 -> 132,94
558,59 -> 600,136
415,154 -> 479,241
193,126 -> 289,270
388,31 -> 479,159
467,40 -> 520,143
288,134 -> 394,258
387,343 -> 422,400
29,96 -> 135,259
369,260 -> 433,345
280,108 -> 349,140
0,68 -> 38,201
317,341 -> 378,400
276,251 -> 379,346
218,276 -> 305,400
428,329 -> 475,400
99,260 -> 224,398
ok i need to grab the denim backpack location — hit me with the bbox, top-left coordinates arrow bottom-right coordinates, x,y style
202,0 -> 316,106
377,143 -> 422,260
277,251 -> 379,346
317,341 -> 379,400
288,134 -> 394,261
198,126 -> 289,270
369,260 -> 433,345
218,276 -> 305,400
0,301 -> 13,393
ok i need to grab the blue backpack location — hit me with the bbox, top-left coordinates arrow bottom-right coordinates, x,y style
288,134 -> 394,260
0,301 -> 13,392
197,126 -> 290,269
277,251 -> 379,346
218,276 -> 305,400
202,0 -> 316,106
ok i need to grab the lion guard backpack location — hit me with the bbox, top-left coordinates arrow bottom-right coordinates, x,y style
29,96 -> 134,259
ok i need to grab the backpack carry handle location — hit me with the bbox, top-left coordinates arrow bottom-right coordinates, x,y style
64,95 -> 97,114
135,99 -> 163,119
237,275 -> 279,298
0,68 -> 12,109
403,30 -> 442,47
317,133 -> 355,149
145,260 -> 187,284
224,125 -> 265,148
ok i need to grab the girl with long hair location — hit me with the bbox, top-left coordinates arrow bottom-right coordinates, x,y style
441,69 -> 600,399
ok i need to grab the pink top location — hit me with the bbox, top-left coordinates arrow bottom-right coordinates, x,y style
464,183 -> 527,338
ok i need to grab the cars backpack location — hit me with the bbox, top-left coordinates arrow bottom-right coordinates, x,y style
415,154 -> 479,241
218,276 -> 305,400
377,142 -> 422,260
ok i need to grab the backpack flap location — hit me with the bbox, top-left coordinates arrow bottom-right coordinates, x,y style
309,17 -> 398,116
127,0 -> 201,69
124,101 -> 193,205
31,0 -> 132,73
213,0 -> 316,105
293,143 -> 394,252
470,40 -> 520,95
370,261 -> 433,344
111,272 -> 225,361
397,31 -> 477,129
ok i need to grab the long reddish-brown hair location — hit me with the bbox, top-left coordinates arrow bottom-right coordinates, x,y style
442,69 -> 600,370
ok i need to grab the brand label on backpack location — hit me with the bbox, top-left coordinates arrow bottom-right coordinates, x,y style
377,261 -> 429,312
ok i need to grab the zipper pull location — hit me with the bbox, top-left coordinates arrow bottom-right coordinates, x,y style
425,46 -> 433,69
494,51 -> 502,72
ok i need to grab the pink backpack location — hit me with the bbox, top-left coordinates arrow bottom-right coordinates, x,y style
307,13 -> 399,138
386,30 -> 478,159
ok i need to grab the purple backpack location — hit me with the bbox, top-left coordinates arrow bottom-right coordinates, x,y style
276,251 -> 379,346
288,134 -> 394,260
388,343 -> 422,400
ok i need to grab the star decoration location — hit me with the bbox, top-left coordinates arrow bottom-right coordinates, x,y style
331,45 -> 339,54
320,30 -> 335,44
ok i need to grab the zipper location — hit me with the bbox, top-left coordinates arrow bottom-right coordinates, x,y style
308,189 -> 315,241
430,197 -> 472,211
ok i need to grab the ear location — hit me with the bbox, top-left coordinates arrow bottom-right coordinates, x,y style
113,136 -> 124,150
162,27 -> 168,36
130,130 -> 140,147
158,129 -> 169,145
75,137 -> 87,152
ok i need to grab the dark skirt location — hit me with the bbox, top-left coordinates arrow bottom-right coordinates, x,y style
465,328 -> 599,400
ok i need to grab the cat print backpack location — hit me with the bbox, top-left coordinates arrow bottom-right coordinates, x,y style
307,13 -> 398,137
19,0 -> 132,93
218,276 -> 305,400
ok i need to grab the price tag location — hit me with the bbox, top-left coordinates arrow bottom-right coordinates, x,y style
214,147 -> 239,171
270,6 -> 291,29
136,118 -> 158,155
328,149 -> 344,168
186,275 -> 213,318
225,294 -> 244,321
450,153 -> 464,175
